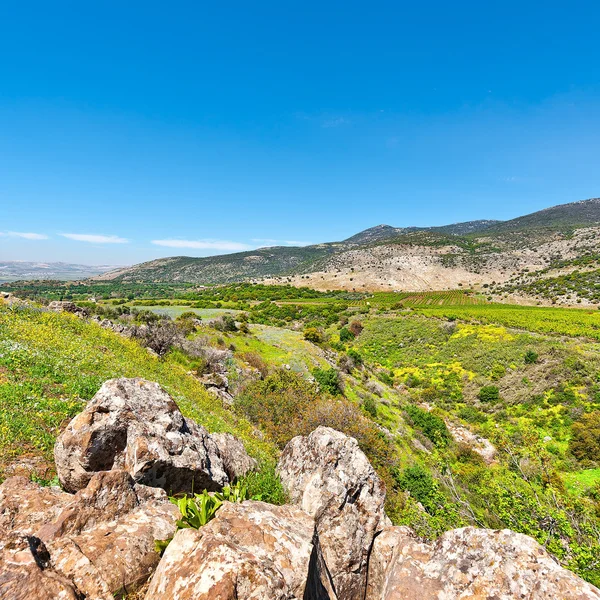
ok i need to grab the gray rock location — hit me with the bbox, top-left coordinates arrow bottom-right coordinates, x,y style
54,378 -> 229,494
277,426 -> 388,600
365,526 -> 600,600
212,433 -> 257,480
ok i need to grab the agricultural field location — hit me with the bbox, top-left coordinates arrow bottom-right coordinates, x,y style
418,303 -> 600,340
357,290 -> 485,309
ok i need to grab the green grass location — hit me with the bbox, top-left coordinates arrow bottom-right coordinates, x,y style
564,469 -> 600,495
0,305 -> 276,480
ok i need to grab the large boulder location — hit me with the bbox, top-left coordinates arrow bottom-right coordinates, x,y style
365,526 -> 600,600
212,433 -> 258,480
277,426 -> 388,600
145,500 -> 319,600
0,470 -> 178,599
54,378 -> 230,493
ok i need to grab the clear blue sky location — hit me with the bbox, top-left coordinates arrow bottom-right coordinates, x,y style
1,1 -> 599,265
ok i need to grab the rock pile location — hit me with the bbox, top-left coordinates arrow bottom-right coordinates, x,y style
1,379 -> 599,599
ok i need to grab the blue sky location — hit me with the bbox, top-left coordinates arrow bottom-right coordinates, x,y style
1,1 -> 599,265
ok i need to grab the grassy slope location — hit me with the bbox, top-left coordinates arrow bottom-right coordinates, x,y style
0,304 -> 276,479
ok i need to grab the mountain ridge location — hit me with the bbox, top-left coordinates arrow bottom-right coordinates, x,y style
95,197 -> 600,293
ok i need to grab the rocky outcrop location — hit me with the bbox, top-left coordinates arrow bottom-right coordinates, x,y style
212,433 -> 258,480
145,501 -> 317,600
0,470 -> 178,599
48,301 -> 89,317
365,526 -> 600,600
446,420 -> 497,464
277,426 -> 388,600
54,378 -> 231,494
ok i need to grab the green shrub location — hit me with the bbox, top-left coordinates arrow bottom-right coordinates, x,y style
339,326 -> 355,342
303,327 -> 322,343
363,395 -> 378,418
394,464 -> 438,513
525,350 -> 539,364
570,411 -> 600,462
457,405 -> 488,424
405,405 -> 450,447
478,385 -> 500,403
313,367 -> 341,396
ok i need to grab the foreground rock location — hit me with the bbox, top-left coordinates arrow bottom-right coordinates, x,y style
365,526 -> 600,600
146,501 -> 317,600
0,533 -> 81,600
0,470 -> 178,599
277,426 -> 388,600
54,378 -> 231,493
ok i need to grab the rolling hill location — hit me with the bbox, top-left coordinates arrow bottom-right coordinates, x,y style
96,198 -> 600,302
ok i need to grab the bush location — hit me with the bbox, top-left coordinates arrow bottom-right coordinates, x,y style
478,385 -> 500,403
457,405 -> 488,424
132,321 -> 183,356
363,395 -> 378,418
405,405 -> 450,447
525,350 -> 539,364
303,327 -> 322,343
242,351 -> 269,378
347,348 -> 363,365
313,368 -> 341,395
394,465 -> 439,513
348,320 -> 364,337
339,326 -> 355,342
570,411 -> 600,462
212,315 -> 238,332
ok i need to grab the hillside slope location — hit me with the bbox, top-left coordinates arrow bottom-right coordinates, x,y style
97,198 -> 600,300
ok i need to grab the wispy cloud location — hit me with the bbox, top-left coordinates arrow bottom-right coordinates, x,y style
152,239 -> 252,251
61,233 -> 129,244
0,231 -> 48,240
251,238 -> 312,247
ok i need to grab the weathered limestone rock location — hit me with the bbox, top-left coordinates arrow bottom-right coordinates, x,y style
446,420 -> 497,464
277,426 -> 388,600
0,476 -> 69,535
0,532 -> 81,600
145,500 -> 317,600
0,470 -> 178,600
41,471 -> 178,599
212,433 -> 258,480
54,378 -> 229,493
365,526 -> 600,600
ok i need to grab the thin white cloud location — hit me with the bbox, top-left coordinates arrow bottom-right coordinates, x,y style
152,239 -> 252,251
251,238 -> 312,247
1,231 -> 48,240
61,233 -> 129,244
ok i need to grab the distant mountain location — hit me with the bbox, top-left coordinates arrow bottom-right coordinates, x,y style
0,262 -> 120,282
96,198 -> 600,297
484,198 -> 600,233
